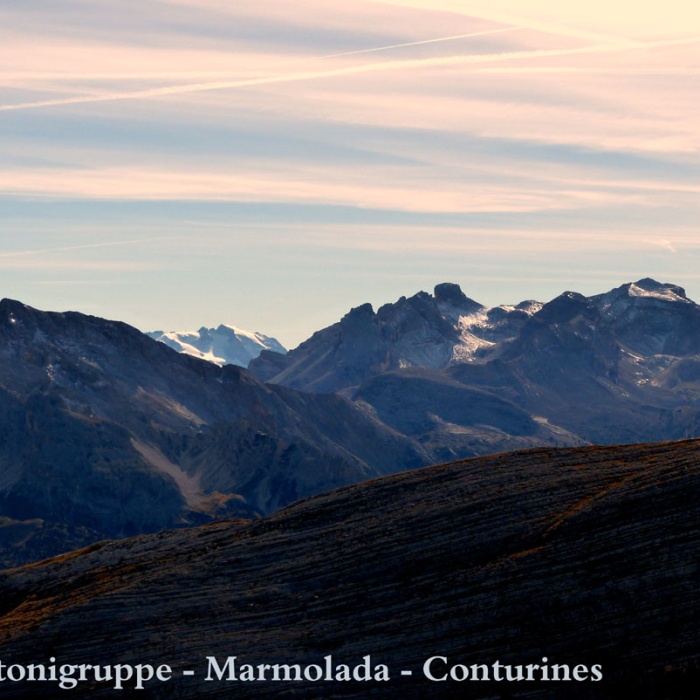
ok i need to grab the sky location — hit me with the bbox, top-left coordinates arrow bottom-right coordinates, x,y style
1,1 -> 699,348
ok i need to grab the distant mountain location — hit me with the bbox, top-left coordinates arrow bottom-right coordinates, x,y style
249,281 -> 541,391
1,439 -> 698,698
0,299 -> 425,567
250,278 -> 700,457
250,278 -> 695,392
147,324 -> 286,368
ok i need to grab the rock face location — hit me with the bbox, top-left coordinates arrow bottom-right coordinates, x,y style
0,300 -> 427,567
147,324 -> 286,368
0,439 -> 698,699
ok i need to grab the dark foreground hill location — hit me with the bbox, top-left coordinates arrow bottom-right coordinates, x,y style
1,439 -> 698,699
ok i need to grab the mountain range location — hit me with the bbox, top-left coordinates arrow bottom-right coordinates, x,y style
251,277 -> 700,456
1,278 -> 700,566
1,438 -> 697,698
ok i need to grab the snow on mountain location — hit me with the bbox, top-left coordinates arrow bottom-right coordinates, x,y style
451,300 -> 544,363
147,324 -> 286,368
628,282 -> 688,303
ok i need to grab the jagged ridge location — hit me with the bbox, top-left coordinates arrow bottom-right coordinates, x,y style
251,278 -> 700,459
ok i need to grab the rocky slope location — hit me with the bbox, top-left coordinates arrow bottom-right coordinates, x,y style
0,299 -> 426,567
0,439 -> 698,698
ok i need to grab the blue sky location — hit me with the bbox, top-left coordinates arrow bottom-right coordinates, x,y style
2,1 -> 699,347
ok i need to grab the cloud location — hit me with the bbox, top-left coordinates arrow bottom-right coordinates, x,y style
309,24 -> 525,60
0,259 -> 163,271
653,238 -> 678,253
0,29 -> 519,97
31,279 -> 133,285
369,0 -> 700,40
1,34 -> 697,112
0,237 -> 178,259
0,162 -> 660,214
0,236 -> 173,271
214,222 -> 698,256
366,1 -> 641,45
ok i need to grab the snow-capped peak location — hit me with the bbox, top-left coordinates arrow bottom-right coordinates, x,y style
147,324 -> 286,368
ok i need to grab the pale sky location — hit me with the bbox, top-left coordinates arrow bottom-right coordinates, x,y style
2,1 -> 699,347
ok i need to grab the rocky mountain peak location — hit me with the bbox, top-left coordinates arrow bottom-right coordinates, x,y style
0,297 -> 27,312
343,302 -> 375,320
594,278 -> 691,310
433,282 -> 483,314
0,298 -> 34,326
530,290 -> 589,324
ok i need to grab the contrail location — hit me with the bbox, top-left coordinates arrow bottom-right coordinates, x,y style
364,1 -> 640,47
305,24 -> 525,60
0,26 -> 524,84
0,237 -> 176,258
1,35 -> 698,112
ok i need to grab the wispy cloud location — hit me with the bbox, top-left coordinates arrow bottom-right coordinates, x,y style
307,24 -> 525,59
31,279 -> 133,286
653,238 -> 678,254
0,259 -> 163,271
0,237 -> 178,259
1,35 -> 697,112
370,0 -> 700,40
0,26 -> 523,89
221,222 -> 700,255
0,163 -> 662,213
